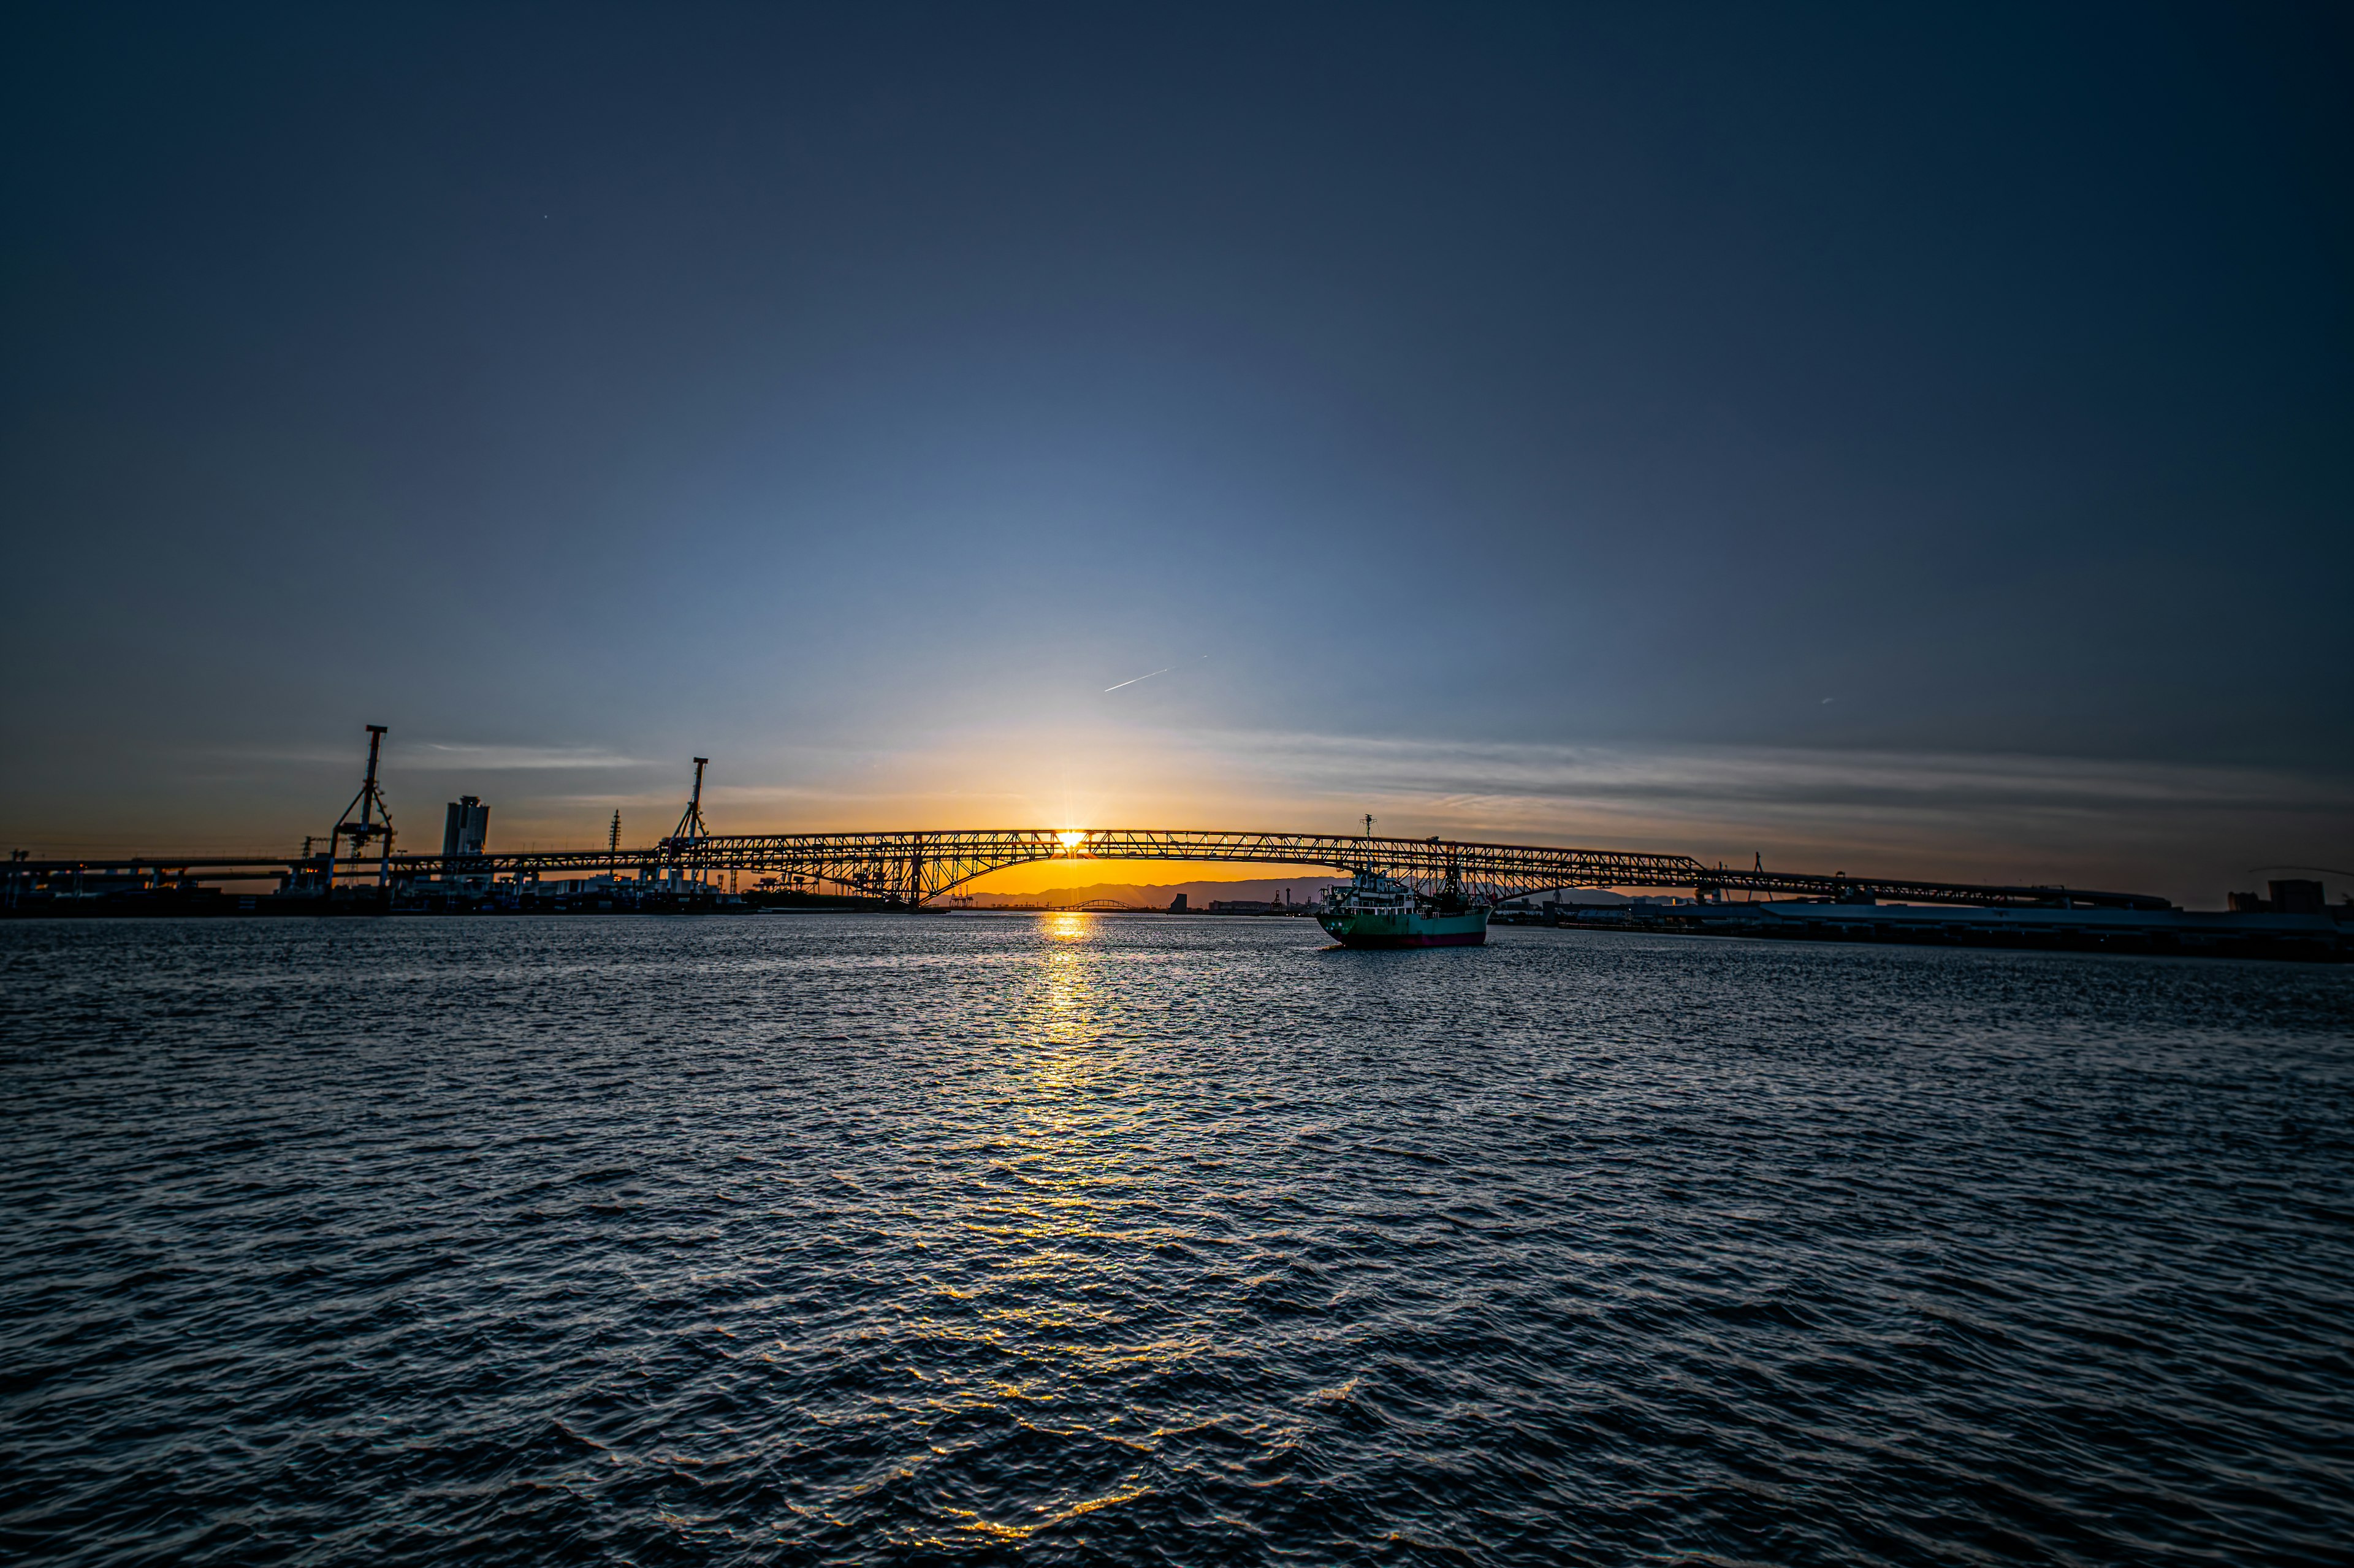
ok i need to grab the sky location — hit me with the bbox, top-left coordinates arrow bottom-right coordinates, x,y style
2,3 -> 2348,906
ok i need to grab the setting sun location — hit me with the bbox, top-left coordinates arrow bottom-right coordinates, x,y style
1056,830 -> 1087,851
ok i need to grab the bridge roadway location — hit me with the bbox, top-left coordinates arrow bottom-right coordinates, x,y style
8,828 -> 2174,910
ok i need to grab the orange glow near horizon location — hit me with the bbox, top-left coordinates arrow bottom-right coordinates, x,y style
957,858 -> 1342,897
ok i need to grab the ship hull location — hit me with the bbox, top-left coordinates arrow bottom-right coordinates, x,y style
1316,908 -> 1490,948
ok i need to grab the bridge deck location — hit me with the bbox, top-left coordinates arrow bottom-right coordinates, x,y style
6,829 -> 2172,910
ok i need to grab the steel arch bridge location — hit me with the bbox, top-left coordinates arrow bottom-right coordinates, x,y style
664,827 -> 1699,907
4,831 -> 2173,911
1,733 -> 2175,913
639,827 -> 2168,910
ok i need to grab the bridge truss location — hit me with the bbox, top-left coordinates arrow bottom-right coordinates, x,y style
653,828 -> 1694,906
8,736 -> 2171,913
6,829 -> 2171,911
644,828 -> 2169,910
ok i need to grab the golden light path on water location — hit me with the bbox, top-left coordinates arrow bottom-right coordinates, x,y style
911,910 -> 1197,1543
7,914 -> 2347,1564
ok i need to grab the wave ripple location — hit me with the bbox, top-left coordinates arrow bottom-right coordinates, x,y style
2,916 -> 2350,1564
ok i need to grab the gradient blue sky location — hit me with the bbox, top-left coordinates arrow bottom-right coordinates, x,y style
3,4 -> 2348,904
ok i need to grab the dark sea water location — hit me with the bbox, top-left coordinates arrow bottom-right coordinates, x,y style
2,915 -> 2350,1566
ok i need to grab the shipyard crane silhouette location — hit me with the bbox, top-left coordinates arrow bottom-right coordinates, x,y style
326,724 -> 395,882
673,758 -> 709,842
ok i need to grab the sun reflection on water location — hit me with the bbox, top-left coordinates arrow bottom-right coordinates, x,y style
893,912 -> 1232,1539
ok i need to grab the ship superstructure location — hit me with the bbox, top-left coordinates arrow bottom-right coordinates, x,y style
1316,869 -> 1489,948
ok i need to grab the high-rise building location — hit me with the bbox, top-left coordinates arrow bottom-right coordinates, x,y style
441,796 -> 490,859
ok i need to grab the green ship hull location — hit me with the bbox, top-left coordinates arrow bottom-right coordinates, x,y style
1316,905 -> 1490,948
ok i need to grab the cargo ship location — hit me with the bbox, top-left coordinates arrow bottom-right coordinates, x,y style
1317,870 -> 1490,948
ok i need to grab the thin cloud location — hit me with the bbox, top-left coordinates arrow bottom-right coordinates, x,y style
207,741 -> 654,771
407,744 -> 653,771
1104,668 -> 1171,693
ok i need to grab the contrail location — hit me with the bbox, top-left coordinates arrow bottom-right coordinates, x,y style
1104,667 -> 1170,693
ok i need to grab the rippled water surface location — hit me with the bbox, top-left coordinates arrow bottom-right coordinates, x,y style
3,915 -> 2350,1565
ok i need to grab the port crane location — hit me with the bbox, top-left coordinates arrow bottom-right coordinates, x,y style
326,724 -> 395,883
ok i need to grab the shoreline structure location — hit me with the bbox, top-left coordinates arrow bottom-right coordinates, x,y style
5,733 -> 2346,961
